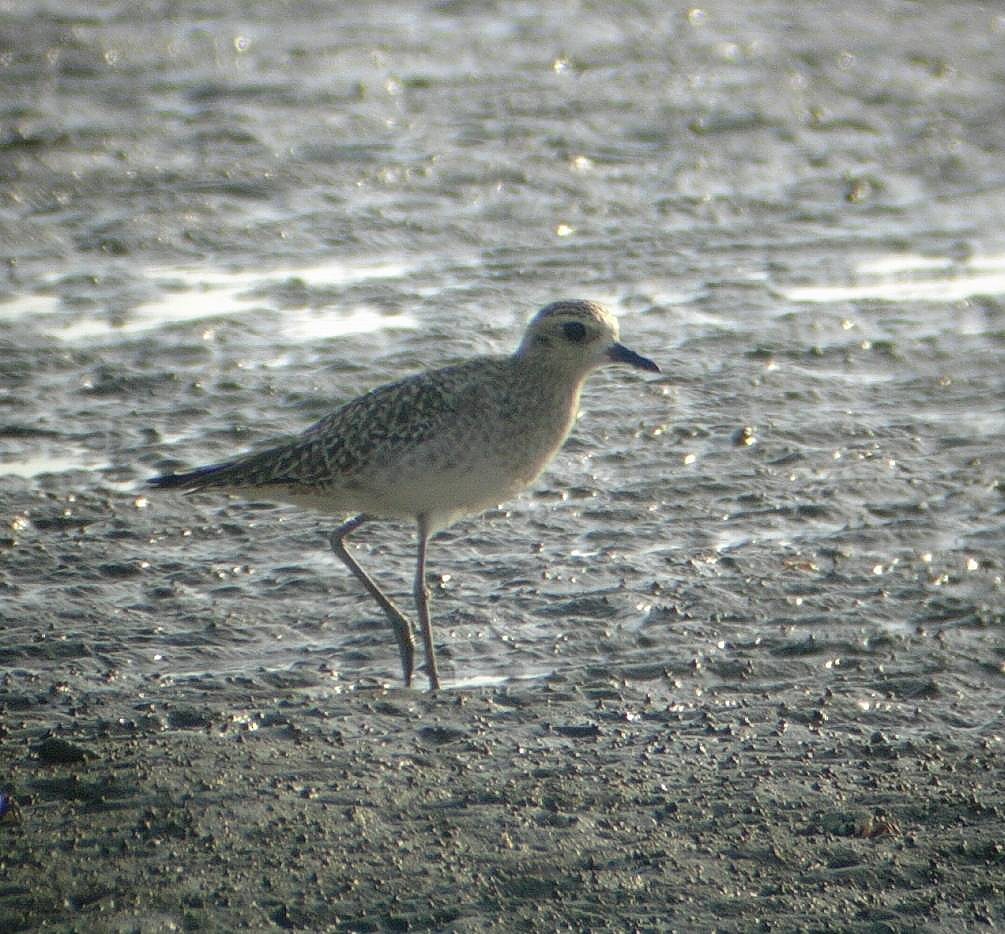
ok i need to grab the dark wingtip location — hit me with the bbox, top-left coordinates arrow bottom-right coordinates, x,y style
147,473 -> 186,490
146,461 -> 233,491
147,472 -> 201,491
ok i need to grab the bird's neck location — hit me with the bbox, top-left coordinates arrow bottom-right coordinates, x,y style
510,353 -> 591,423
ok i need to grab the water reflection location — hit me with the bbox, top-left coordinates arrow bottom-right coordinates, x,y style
778,252 -> 1005,304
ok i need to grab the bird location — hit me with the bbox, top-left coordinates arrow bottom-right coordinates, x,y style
148,299 -> 660,690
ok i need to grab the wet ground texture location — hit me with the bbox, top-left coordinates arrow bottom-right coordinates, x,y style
2,1 -> 1004,930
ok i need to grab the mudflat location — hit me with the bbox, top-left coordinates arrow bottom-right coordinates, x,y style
2,641 -> 1001,931
2,0 -> 1004,929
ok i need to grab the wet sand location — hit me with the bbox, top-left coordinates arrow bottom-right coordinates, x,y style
3,642 -> 1002,931
3,0 -> 1005,929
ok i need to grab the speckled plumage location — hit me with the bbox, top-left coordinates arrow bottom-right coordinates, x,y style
149,299 -> 659,689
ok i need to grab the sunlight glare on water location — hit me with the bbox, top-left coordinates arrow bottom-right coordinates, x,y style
26,260 -> 421,342
777,252 -> 1005,304
0,293 -> 63,320
1,451 -> 109,479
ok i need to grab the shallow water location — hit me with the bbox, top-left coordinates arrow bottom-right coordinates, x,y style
1,1 -> 1002,717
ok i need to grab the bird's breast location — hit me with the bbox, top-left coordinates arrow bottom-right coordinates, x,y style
360,388 -> 579,520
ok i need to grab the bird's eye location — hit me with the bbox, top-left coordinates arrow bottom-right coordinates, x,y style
562,321 -> 587,343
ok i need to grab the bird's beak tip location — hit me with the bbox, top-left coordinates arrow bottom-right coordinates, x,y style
607,342 -> 661,373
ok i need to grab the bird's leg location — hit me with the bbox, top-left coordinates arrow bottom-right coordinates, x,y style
329,514 -> 415,687
413,514 -> 440,691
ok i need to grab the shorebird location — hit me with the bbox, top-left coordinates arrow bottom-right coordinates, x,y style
148,299 -> 659,689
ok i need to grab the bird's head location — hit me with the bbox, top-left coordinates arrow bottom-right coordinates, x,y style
516,299 -> 660,377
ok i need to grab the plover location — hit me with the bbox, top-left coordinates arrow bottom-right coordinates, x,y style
148,299 -> 659,689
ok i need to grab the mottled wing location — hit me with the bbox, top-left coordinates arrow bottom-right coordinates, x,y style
298,365 -> 472,474
149,358 -> 500,492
